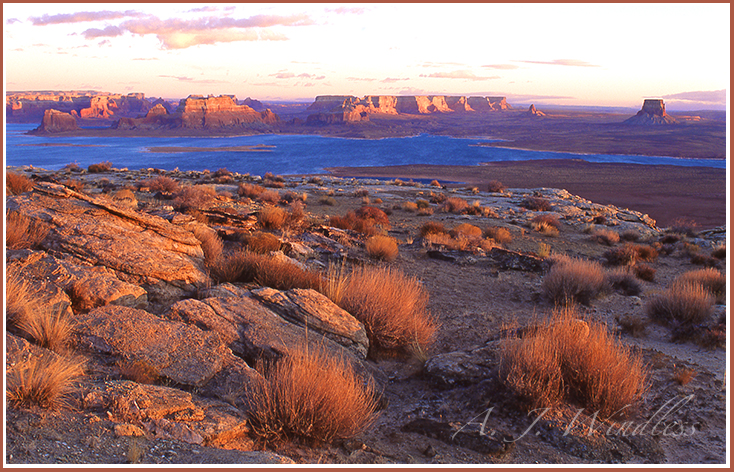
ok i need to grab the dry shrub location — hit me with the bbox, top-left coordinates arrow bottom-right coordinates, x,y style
633,263 -> 656,282
118,359 -> 159,385
242,231 -> 282,254
238,183 -> 265,199
521,196 -> 552,212
591,228 -> 620,246
365,235 -> 399,262
192,226 -> 223,262
7,274 -> 75,353
6,212 -> 49,250
440,197 -> 469,214
172,185 -> 216,212
449,223 -> 482,239
669,217 -> 699,237
674,268 -> 726,304
417,207 -> 434,217
604,244 -> 639,266
711,244 -> 726,260
635,244 -> 659,262
337,266 -> 436,356
356,206 -> 390,228
542,257 -> 607,306
354,189 -> 370,198
402,201 -> 418,212
63,179 -> 85,192
207,250 -> 252,283
531,214 -> 561,229
429,192 -> 447,204
430,179 -> 442,188
7,354 -> 85,411
672,366 -> 696,386
329,212 -> 357,230
113,189 -> 138,208
500,308 -> 648,418
319,196 -> 337,206
141,175 -> 180,193
256,189 -> 280,204
88,161 -> 113,173
208,251 -> 322,290
488,180 -> 505,193
6,171 -> 35,195
419,221 -> 447,237
690,253 -> 720,268
320,263 -> 350,307
484,226 -> 512,245
620,230 -> 640,242
258,205 -> 287,230
423,232 -> 471,251
533,221 -> 559,237
247,345 -> 378,445
606,267 -> 642,296
645,284 -> 714,326
330,208 -> 388,236
616,315 -> 648,338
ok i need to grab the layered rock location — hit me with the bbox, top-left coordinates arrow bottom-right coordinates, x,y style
7,91 -> 149,122
33,109 -> 80,133
624,99 -> 678,125
526,104 -> 546,117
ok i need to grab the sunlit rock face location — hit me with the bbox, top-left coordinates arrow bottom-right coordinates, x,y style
624,99 -> 678,125
33,109 -> 80,133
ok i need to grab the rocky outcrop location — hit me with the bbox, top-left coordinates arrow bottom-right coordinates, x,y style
306,94 -> 512,122
7,91 -> 150,123
624,99 -> 678,125
526,104 -> 545,117
6,182 -> 209,306
32,109 -> 80,133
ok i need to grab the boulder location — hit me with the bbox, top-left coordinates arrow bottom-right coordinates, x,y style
6,182 -> 208,306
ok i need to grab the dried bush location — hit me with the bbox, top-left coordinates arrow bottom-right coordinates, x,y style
63,179 -> 85,192
429,192 -> 447,204
319,196 -> 337,206
7,354 -> 85,411
430,180 -> 442,188
634,244 -> 659,262
259,189 -> 281,204
242,231 -> 282,254
247,345 -> 378,445
6,171 -> 35,195
633,263 -> 656,282
192,226 -> 223,262
112,189 -> 138,208
440,197 -> 469,214
449,223 -> 483,239
141,175 -> 180,193
500,308 -> 648,418
337,266 -> 436,356
604,244 -> 639,266
365,235 -> 399,262
88,161 -> 113,173
542,257 -> 607,306
674,268 -> 726,304
172,185 -> 217,212
646,284 -> 714,326
521,196 -> 552,212
402,201 -> 418,212
591,228 -> 620,246
484,226 -> 512,245
606,267 -> 642,296
487,180 -> 506,193
620,230 -> 640,242
117,359 -> 159,385
616,315 -> 648,338
531,214 -> 561,230
249,254 -> 323,291
419,221 -> 447,238
672,366 -> 697,386
690,253 -> 720,268
356,206 -> 390,228
6,212 -> 49,250
238,183 -> 265,199
258,205 -> 287,230
669,217 -> 699,237
423,232 -> 471,252
533,221 -> 559,237
711,244 -> 726,260
329,212 -> 357,231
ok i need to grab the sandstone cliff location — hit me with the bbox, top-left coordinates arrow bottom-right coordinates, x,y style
526,104 -> 546,117
7,91 -> 150,122
32,109 -> 80,133
624,99 -> 678,125
306,94 -> 512,124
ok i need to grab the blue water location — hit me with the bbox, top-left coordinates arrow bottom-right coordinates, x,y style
4,123 -> 725,176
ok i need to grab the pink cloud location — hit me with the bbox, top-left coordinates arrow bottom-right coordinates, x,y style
420,70 -> 500,81
516,59 -> 600,67
30,10 -> 144,25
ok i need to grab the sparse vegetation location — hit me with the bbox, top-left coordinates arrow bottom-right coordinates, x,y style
172,185 -> 217,212
258,205 -> 287,230
590,228 -> 620,246
674,268 -> 726,304
365,235 -> 399,262
247,345 -> 378,445
141,175 -> 180,193
88,161 -> 113,173
440,197 -> 469,214
242,231 -> 282,254
7,354 -> 85,411
484,226 -> 512,245
6,171 -> 35,195
6,212 -> 49,250
521,196 -> 552,212
646,284 -> 714,326
606,267 -> 642,296
487,180 -> 505,193
542,257 -> 607,306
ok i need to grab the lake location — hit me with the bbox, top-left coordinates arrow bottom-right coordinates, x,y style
4,123 -> 725,177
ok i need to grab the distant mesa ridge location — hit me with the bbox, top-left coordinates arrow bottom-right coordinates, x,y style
624,99 -> 678,125
305,95 -> 512,124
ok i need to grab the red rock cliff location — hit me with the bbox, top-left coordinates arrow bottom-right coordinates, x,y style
624,99 -> 678,125
32,109 -> 80,133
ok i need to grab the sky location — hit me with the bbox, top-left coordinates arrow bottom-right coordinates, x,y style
3,3 -> 730,110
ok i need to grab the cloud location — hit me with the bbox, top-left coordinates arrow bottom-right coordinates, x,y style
158,75 -> 228,84
661,90 -> 726,104
420,70 -> 500,81
516,59 -> 600,67
329,6 -> 366,15
420,61 -> 465,68
347,77 -> 377,82
381,77 -> 409,83
6,18 -> 21,24
76,13 -> 313,49
30,10 -> 144,25
482,64 -> 519,70
132,57 -> 159,61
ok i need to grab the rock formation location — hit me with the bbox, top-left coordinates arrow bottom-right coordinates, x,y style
527,104 -> 546,117
306,94 -> 512,123
624,99 -> 678,125
33,109 -> 80,133
7,91 -> 150,123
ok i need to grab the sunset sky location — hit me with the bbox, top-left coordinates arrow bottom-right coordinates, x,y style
3,3 -> 730,110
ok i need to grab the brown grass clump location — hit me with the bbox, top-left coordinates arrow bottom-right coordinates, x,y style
591,228 -> 620,246
542,257 -> 607,306
674,268 -> 726,304
337,266 -> 436,356
63,179 -> 85,193
616,315 -> 648,338
711,244 -> 726,260
521,196 -> 552,212
238,183 -> 265,200
117,359 -> 160,385
6,171 -> 35,195
6,212 -> 49,250
500,308 -> 648,418
402,201 -> 418,212
7,354 -> 85,411
365,235 -> 399,262
606,267 -> 642,296
449,223 -> 483,239
258,205 -> 287,230
484,226 -> 512,245
419,221 -> 447,238
247,345 -> 378,445
172,185 -> 217,212
88,161 -> 113,173
242,231 -> 282,254
633,263 -> 656,282
672,366 -> 697,386
192,226 -> 223,262
440,197 -> 469,214
604,244 -> 639,266
645,284 -> 714,326
140,175 -> 180,193
487,180 -> 505,193
207,250 -> 322,290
